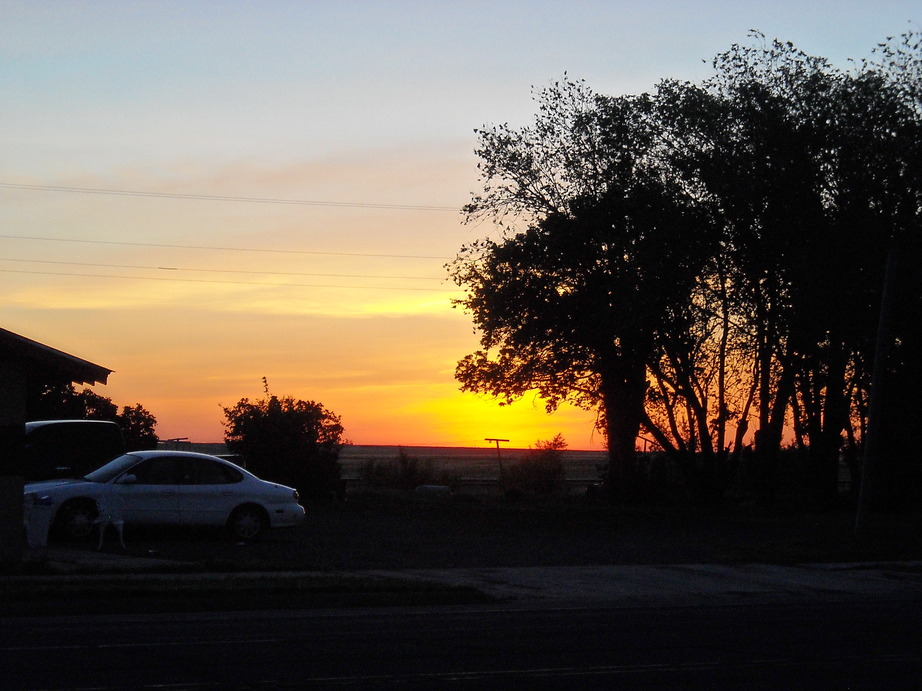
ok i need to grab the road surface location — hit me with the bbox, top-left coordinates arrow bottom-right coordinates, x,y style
3,596 -> 920,689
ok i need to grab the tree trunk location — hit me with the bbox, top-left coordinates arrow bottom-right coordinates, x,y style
600,358 -> 647,503
811,344 -> 849,509
755,363 -> 796,507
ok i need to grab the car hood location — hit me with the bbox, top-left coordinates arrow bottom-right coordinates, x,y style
24,478 -> 92,493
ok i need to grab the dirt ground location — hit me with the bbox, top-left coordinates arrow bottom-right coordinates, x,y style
90,491 -> 922,572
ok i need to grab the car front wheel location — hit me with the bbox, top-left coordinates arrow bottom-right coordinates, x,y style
227,505 -> 267,541
53,500 -> 98,542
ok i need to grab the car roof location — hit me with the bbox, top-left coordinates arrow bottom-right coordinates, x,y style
123,450 -> 229,461
26,419 -> 120,428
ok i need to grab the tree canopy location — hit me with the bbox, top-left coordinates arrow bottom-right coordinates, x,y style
222,385 -> 346,502
451,32 -> 922,506
28,382 -> 159,450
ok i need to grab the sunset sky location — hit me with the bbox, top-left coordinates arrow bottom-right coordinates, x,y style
2,1 -> 918,449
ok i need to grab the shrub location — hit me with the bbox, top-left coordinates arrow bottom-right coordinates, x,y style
506,435 -> 567,495
222,388 -> 345,502
360,451 -> 460,491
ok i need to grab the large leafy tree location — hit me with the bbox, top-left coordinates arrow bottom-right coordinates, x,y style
451,79 -> 717,496
633,80 -> 757,501
675,35 -> 922,507
644,33 -> 922,507
855,32 -> 922,510
454,34 -> 922,507
222,387 -> 346,502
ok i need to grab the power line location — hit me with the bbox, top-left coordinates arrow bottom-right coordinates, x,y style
0,234 -> 453,260
0,181 -> 459,212
0,257 -> 446,282
0,268 -> 460,292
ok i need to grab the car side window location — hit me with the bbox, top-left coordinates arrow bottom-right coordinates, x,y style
129,457 -> 180,485
181,458 -> 243,485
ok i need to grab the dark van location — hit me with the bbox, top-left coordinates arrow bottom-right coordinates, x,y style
22,420 -> 126,481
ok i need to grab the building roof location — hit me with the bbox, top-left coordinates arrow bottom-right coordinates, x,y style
0,327 -> 112,386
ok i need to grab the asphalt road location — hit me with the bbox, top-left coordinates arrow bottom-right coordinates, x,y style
3,597 -> 921,689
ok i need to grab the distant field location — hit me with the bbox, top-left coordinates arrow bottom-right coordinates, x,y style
176,442 -> 607,489
339,444 -> 607,483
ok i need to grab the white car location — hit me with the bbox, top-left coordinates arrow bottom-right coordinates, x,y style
24,450 -> 305,542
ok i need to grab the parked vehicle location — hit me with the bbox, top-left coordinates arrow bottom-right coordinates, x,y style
21,419 -> 125,480
24,450 -> 305,542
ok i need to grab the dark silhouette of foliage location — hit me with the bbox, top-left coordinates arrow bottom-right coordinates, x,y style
675,33 -> 922,508
358,450 -> 460,492
28,382 -> 159,450
452,78 -> 718,500
221,388 -> 345,502
29,382 -> 117,420
506,435 -> 567,495
454,32 -> 922,509
117,403 -> 159,450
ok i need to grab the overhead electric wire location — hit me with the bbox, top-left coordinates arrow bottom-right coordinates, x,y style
0,234 -> 453,261
0,267 -> 459,292
0,257 -> 445,281
0,181 -> 458,212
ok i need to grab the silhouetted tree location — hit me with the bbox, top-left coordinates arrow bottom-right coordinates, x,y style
117,403 -> 159,450
28,382 -> 159,450
221,389 -> 345,502
454,33 -> 922,508
451,78 -> 718,500
675,34 -> 922,507
29,383 -> 117,420
854,32 -> 922,511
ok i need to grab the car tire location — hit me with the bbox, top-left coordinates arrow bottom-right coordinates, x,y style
53,499 -> 98,542
227,505 -> 267,541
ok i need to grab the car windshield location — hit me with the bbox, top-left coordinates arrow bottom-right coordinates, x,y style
83,453 -> 144,483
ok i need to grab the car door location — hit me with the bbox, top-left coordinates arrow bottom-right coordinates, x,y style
175,456 -> 246,526
115,456 -> 182,525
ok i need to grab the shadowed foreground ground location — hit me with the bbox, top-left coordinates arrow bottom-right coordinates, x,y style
74,492 -> 922,572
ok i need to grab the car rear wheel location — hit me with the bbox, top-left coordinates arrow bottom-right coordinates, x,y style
53,499 -> 98,542
227,505 -> 267,541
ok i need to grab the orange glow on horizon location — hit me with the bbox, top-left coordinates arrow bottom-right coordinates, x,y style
101,381 -> 606,451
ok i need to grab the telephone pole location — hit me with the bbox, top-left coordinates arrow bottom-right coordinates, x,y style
856,247 -> 897,536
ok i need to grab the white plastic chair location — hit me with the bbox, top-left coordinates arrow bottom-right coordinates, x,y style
94,492 -> 126,550
23,492 -> 54,549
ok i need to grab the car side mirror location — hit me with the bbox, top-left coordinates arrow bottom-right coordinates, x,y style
116,474 -> 137,485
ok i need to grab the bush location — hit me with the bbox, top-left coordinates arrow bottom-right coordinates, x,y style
359,451 -> 460,491
222,389 -> 345,503
506,435 -> 567,495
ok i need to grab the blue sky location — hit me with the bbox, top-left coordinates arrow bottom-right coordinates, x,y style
5,1 -> 918,173
1,1 -> 918,446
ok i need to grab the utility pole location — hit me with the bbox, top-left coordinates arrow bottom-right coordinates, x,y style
485,438 -> 509,494
856,247 -> 897,536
